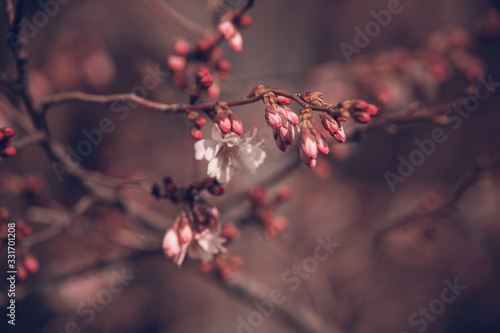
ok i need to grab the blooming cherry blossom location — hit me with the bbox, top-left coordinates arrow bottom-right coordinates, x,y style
194,124 -> 266,183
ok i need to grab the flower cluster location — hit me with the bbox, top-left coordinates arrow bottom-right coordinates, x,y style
248,186 -> 292,239
154,177 -> 228,266
262,91 -> 299,152
208,102 -> 243,135
0,127 -> 16,158
298,108 -> 330,169
189,67 -> 214,104
194,124 -> 265,183
166,9 -> 251,97
0,207 -> 38,280
218,10 -> 252,52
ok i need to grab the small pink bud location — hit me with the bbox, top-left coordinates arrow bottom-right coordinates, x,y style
366,104 -> 378,116
197,67 -> 210,78
24,254 -> 39,273
207,82 -> 220,99
353,111 -> 371,123
2,147 -> 16,157
277,96 -> 292,105
228,32 -> 243,52
231,117 -> 243,135
285,110 -> 299,125
301,135 -> 318,159
174,39 -> 190,56
237,14 -> 252,28
333,124 -> 346,143
167,55 -> 186,72
217,60 -> 231,72
191,127 -> 203,140
218,20 -> 236,39
195,117 -> 206,128
274,131 -> 287,152
321,116 -> 339,136
162,229 -> 181,258
0,133 -> 4,141
200,75 -> 213,89
218,116 -> 232,134
2,128 -> 15,138
265,111 -> 282,130
178,224 -> 193,244
316,138 -> 330,155
280,121 -> 295,145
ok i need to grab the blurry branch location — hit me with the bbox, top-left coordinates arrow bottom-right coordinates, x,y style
372,156 -> 500,249
223,273 -> 344,333
140,0 -> 206,38
349,85 -> 500,142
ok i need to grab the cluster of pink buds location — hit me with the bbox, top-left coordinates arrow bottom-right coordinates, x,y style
167,39 -> 190,90
218,10 -> 252,52
337,100 -> 378,123
261,92 -> 299,151
298,109 -> 330,169
0,207 -> 38,280
162,212 -> 193,261
190,67 -> 214,104
249,186 -> 292,239
209,102 -> 243,135
0,127 -> 16,158
187,111 -> 206,140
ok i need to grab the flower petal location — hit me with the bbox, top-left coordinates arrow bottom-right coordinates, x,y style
194,139 -> 218,161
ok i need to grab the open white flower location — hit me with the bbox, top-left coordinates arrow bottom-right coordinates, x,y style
194,124 -> 266,183
188,227 -> 227,262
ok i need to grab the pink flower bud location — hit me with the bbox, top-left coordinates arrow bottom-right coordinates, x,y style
191,127 -> 203,140
333,124 -> 346,143
366,104 -> 378,116
280,121 -> 295,145
24,254 -> 39,273
197,67 -> 210,78
200,75 -> 213,89
285,110 -> 299,125
237,14 -> 252,28
231,117 -> 243,135
353,111 -> 371,123
162,229 -> 181,258
277,96 -> 292,105
218,116 -> 232,134
301,135 -> 318,159
274,131 -> 287,152
321,115 -> 339,136
167,55 -> 186,72
265,110 -> 282,130
2,128 -> 15,138
174,39 -> 190,56
207,82 -> 220,99
218,20 -> 236,39
178,224 -> 193,244
228,32 -> 243,52
316,137 -> 330,155
2,147 -> 16,157
195,117 -> 206,128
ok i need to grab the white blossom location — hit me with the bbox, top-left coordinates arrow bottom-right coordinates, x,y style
194,124 -> 266,183
188,227 -> 227,262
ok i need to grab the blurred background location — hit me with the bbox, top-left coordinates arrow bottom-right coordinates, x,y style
1,0 -> 500,332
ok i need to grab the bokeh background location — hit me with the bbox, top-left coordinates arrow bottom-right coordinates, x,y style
1,0 -> 500,332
